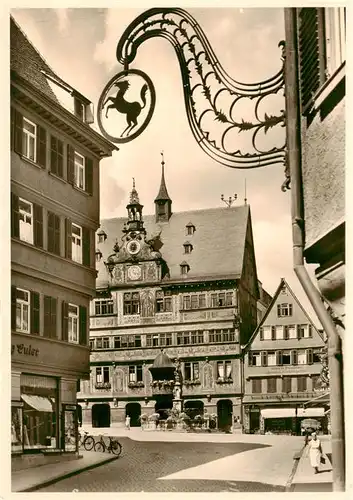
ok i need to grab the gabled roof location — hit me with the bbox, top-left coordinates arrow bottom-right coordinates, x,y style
10,16 -> 70,103
243,278 -> 324,352
96,204 -> 251,288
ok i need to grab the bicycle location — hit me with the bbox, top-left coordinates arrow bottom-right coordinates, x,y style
94,435 -> 122,456
78,430 -> 95,451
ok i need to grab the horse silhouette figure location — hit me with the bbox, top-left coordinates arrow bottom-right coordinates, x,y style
103,80 -> 148,137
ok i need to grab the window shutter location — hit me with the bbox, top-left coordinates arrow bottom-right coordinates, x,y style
260,327 -> 264,341
284,326 -> 289,340
33,204 -> 43,248
47,212 -> 54,253
11,286 -> 17,330
307,349 -> 313,365
51,297 -> 57,339
271,326 -> 276,340
276,350 -> 282,366
62,301 -> 69,341
57,139 -> 64,178
37,125 -> 47,168
65,218 -> 72,259
85,157 -> 93,195
30,291 -> 40,335
67,144 -> 75,184
54,214 -> 61,256
308,325 -> 313,338
11,193 -> 20,238
14,109 -> 23,155
44,295 -> 51,338
261,351 -> 268,367
298,8 -> 327,110
277,304 -> 281,316
50,136 -> 58,176
79,306 -> 87,346
292,350 -> 298,365
82,227 -> 91,267
248,353 -> 252,366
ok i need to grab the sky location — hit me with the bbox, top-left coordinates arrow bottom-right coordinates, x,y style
10,5 -> 322,326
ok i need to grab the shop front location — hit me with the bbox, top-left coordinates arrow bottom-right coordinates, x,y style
11,333 -> 89,467
260,407 -> 327,435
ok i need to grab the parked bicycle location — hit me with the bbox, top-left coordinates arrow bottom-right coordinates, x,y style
78,430 -> 95,451
94,435 -> 122,456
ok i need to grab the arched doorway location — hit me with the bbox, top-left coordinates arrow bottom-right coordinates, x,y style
126,402 -> 141,427
77,404 -> 83,427
184,400 -> 204,420
217,399 -> 233,432
92,404 -> 110,428
155,398 -> 173,421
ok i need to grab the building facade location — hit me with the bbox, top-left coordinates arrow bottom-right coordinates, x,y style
78,162 -> 262,431
293,7 -> 345,334
242,279 -> 326,434
10,17 -> 115,466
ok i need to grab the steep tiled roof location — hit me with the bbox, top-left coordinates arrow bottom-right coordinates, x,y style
155,163 -> 171,201
10,16 -> 65,103
96,204 -> 250,288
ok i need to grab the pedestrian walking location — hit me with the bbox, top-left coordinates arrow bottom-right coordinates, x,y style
307,432 -> 324,474
125,415 -> 131,430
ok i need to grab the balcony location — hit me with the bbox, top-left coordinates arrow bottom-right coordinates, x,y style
95,382 -> 111,390
150,380 -> 174,396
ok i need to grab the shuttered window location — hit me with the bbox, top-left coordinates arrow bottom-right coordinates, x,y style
11,194 -> 43,249
252,379 -> 262,394
47,212 -> 61,256
282,376 -> 292,393
50,136 -> 64,178
298,8 -> 327,109
61,301 -> 87,346
297,376 -> 307,392
267,377 -> 277,393
44,296 -> 57,338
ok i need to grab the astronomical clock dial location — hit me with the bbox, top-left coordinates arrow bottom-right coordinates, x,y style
126,240 -> 141,255
127,265 -> 142,281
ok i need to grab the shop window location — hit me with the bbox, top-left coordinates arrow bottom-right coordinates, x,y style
277,303 -> 293,317
129,365 -> 143,383
21,374 -> 58,451
155,290 -> 172,312
95,299 -> 114,316
123,292 -> 140,315
252,378 -> 262,393
184,361 -> 200,381
11,406 -> 23,454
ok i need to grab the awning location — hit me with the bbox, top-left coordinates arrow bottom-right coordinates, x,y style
21,394 -> 53,412
261,407 -> 325,419
298,407 -> 325,417
261,408 -> 295,418
303,391 -> 330,408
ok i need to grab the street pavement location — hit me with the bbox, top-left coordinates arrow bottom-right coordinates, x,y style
35,428 -> 305,492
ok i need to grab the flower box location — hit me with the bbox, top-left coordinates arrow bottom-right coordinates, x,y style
95,382 -> 111,389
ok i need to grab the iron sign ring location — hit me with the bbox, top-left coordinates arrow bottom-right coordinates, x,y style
97,69 -> 156,144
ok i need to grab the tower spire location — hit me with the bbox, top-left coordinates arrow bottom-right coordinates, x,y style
155,151 -> 172,222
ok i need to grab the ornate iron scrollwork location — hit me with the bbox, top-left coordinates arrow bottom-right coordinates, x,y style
112,8 -> 289,187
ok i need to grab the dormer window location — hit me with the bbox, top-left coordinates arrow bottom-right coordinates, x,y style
180,262 -> 190,275
95,249 -> 102,262
186,223 -> 196,236
183,242 -> 193,254
74,97 -> 86,122
97,229 -> 107,244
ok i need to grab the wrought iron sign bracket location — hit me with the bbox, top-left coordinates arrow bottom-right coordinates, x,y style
97,8 -> 290,191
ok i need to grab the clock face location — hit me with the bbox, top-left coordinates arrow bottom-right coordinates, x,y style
127,265 -> 142,280
126,240 -> 141,255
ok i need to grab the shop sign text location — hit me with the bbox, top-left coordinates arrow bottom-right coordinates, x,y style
11,343 -> 39,357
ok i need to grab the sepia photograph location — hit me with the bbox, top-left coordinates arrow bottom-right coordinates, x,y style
8,4 -> 346,494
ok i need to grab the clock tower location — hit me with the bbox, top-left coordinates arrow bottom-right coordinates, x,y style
105,179 -> 167,285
